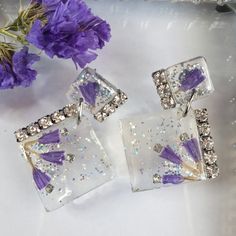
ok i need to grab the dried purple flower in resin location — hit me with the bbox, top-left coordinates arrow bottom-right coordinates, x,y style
159,145 -> 183,165
38,129 -> 60,144
162,174 -> 184,185
40,151 -> 65,165
79,81 -> 99,106
179,68 -> 205,92
33,168 -> 51,190
182,138 -> 201,162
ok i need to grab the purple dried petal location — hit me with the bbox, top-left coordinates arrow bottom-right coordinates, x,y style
79,81 -> 99,106
40,151 -> 65,165
160,145 -> 182,165
180,68 -> 205,91
38,129 -> 60,144
183,138 -> 201,162
33,168 -> 51,190
162,174 -> 184,185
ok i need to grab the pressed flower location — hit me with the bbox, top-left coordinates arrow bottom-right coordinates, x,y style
162,174 -> 184,185
182,138 -> 201,162
79,81 -> 99,106
26,0 -> 111,68
0,45 -> 40,89
180,68 -> 205,91
33,167 -> 51,190
38,129 -> 60,144
160,145 -> 182,165
40,151 -> 65,165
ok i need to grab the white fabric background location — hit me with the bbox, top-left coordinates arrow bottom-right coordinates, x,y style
0,1 -> 236,236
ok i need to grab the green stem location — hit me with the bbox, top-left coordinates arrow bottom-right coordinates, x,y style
0,28 -> 18,40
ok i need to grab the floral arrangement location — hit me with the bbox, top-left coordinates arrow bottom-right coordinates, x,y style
0,0 -> 111,89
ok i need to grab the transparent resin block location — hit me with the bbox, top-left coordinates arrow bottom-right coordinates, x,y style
121,108 -> 218,192
152,57 -> 214,109
15,108 -> 113,211
67,67 -> 127,122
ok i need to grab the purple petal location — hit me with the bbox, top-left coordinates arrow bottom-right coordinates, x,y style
183,138 -> 201,162
162,174 -> 184,185
180,68 -> 205,91
160,145 -> 182,165
40,151 -> 65,165
79,81 -> 99,106
38,129 -> 60,144
33,168 -> 51,190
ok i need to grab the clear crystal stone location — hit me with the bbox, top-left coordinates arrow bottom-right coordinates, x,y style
206,164 -> 219,179
119,92 -> 128,103
45,184 -> 54,193
201,137 -> 214,151
112,95 -> 121,106
26,123 -> 40,136
103,104 -> 116,114
195,109 -> 208,123
94,112 -> 104,122
38,116 -> 53,129
51,111 -> 65,123
153,70 -> 167,85
157,84 -> 171,97
198,123 -> 211,136
63,104 -> 78,117
204,152 -> 217,165
161,96 -> 176,109
153,174 -> 162,184
180,133 -> 189,142
60,128 -> 69,136
66,154 -> 75,163
15,129 -> 28,142
153,143 -> 163,153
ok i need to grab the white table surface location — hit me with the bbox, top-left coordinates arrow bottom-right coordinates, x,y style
0,1 -> 236,236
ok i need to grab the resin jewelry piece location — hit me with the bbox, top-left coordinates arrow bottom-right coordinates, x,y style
152,57 -> 214,110
14,104 -> 113,211
67,67 -> 128,122
121,57 -> 218,191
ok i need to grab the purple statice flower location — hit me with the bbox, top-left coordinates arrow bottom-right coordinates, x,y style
160,145 -> 183,165
162,174 -> 184,185
179,68 -> 205,92
40,151 -> 65,165
79,81 -> 99,106
33,167 -> 51,190
0,47 -> 40,89
27,0 -> 111,68
38,129 -> 60,144
182,138 -> 201,162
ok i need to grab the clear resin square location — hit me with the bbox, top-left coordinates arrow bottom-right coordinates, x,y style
153,57 -> 214,109
15,108 -> 113,211
67,67 -> 127,122
121,108 -> 218,192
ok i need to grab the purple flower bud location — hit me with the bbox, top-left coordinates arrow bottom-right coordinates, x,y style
38,129 -> 60,144
182,138 -> 201,162
160,145 -> 182,165
33,168 -> 51,190
180,68 -> 205,91
79,81 -> 99,106
40,151 -> 65,165
162,174 -> 184,185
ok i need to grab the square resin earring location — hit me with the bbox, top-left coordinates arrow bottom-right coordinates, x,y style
121,57 -> 218,192
15,68 -> 128,211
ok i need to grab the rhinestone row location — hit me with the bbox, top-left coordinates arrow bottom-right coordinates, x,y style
195,108 -> 219,179
152,70 -> 176,110
94,90 -> 128,122
15,104 -> 78,142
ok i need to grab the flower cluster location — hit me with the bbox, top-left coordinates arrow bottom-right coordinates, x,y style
0,0 -> 111,89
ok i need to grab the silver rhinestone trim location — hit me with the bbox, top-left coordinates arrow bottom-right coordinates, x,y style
194,108 -> 219,179
14,104 -> 78,142
152,69 -> 176,110
94,90 -> 128,122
